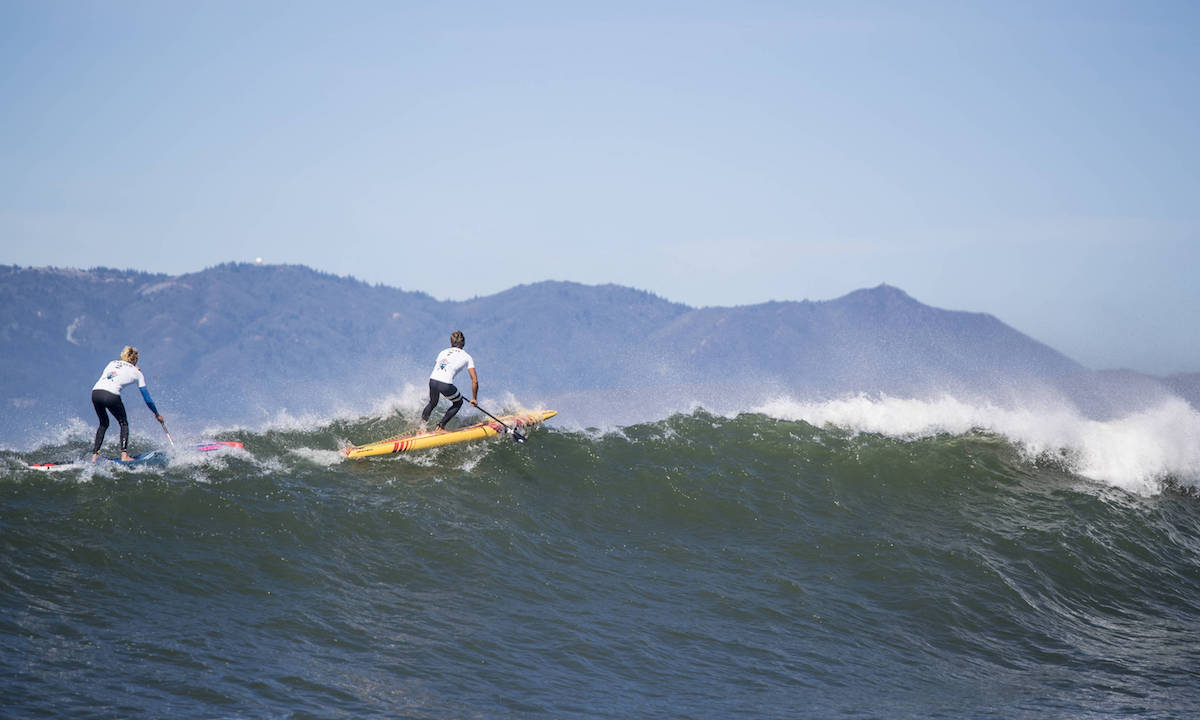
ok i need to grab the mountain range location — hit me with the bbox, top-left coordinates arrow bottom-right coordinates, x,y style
0,263 -> 1191,444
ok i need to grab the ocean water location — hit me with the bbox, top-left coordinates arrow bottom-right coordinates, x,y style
4,396 -> 1200,719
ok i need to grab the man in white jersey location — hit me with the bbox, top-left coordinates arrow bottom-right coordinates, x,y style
91,345 -> 164,461
421,330 -> 478,433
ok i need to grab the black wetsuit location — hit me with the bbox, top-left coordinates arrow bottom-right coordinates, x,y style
422,379 -> 464,428
92,389 -> 129,454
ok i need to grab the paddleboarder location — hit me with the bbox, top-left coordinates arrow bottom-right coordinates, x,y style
90,346 -> 163,461
421,330 -> 478,434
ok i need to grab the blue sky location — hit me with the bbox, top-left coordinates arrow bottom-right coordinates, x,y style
2,1 -> 1198,373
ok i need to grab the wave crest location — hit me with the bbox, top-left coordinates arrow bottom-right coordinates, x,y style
754,393 -> 1200,493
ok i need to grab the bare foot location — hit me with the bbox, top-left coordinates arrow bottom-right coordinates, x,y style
91,453 -> 100,463
121,452 -> 133,462
433,427 -> 448,435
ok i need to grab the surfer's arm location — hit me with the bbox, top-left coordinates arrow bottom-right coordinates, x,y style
468,367 -> 479,405
139,386 -> 161,417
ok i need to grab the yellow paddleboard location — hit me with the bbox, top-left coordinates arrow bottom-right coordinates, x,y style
343,410 -> 558,459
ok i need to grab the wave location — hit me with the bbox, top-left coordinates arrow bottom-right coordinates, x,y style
754,393 -> 1200,494
7,389 -> 1199,496
5,397 -> 1200,717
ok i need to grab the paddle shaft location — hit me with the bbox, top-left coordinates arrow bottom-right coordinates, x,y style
158,418 -> 176,448
472,402 -> 526,442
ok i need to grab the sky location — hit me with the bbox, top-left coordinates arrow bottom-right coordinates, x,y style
2,1 -> 1198,374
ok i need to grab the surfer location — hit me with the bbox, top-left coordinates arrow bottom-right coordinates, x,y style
90,346 -> 163,462
421,330 -> 478,434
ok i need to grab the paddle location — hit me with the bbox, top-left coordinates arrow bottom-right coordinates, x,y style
158,417 -> 176,448
472,401 -> 526,443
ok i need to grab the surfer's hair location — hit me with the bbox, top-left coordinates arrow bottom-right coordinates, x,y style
120,346 -> 139,364
450,331 -> 465,349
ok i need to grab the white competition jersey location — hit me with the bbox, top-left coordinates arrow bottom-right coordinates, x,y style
429,347 -> 474,384
92,360 -> 147,394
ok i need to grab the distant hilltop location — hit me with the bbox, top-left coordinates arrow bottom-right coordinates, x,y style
0,263 -> 1189,440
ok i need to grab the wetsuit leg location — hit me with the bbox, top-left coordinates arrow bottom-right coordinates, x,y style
422,380 -> 441,422
92,390 -> 110,453
438,396 -> 465,429
434,382 -> 463,429
113,401 -> 129,452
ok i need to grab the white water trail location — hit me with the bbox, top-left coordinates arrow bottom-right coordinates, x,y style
754,393 -> 1200,494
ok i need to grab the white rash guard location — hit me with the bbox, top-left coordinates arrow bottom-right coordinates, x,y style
92,360 -> 159,414
93,360 -> 147,394
429,347 -> 474,384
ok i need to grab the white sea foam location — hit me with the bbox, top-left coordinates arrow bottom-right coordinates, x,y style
23,416 -> 94,450
287,447 -> 349,467
752,393 -> 1200,494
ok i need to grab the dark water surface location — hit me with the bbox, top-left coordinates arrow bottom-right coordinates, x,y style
4,410 -> 1200,718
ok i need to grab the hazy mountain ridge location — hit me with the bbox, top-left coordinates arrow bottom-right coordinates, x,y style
645,284 -> 1084,394
0,263 -> 1183,443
